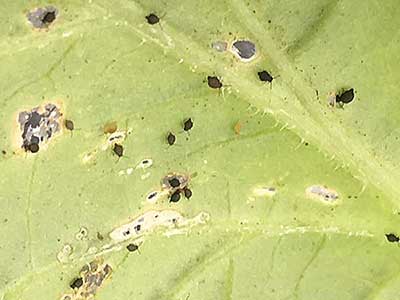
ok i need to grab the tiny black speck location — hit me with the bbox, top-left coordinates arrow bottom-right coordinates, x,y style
167,132 -> 176,145
207,76 -> 222,89
127,243 -> 139,252
258,70 -> 273,82
183,118 -> 193,131
386,233 -> 399,243
70,277 -> 83,289
146,13 -> 159,25
170,190 -> 181,203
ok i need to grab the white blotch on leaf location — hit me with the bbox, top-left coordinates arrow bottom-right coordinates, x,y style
75,226 -> 88,241
109,210 -> 209,242
253,186 -> 277,197
306,185 -> 339,203
56,244 -> 73,263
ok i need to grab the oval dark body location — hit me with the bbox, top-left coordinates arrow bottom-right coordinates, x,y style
65,119 -> 74,131
385,233 -> 399,243
113,144 -> 124,157
42,11 -> 56,24
183,118 -> 193,131
70,277 -> 83,289
28,143 -> 39,153
126,243 -> 139,252
207,76 -> 222,89
167,132 -> 176,145
258,70 -> 273,82
169,190 -> 181,203
146,13 -> 159,25
169,178 -> 180,188
183,187 -> 192,199
336,88 -> 354,104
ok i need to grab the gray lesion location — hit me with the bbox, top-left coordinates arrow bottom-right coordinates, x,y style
18,103 -> 62,152
231,40 -> 257,61
26,6 -> 58,29
61,258 -> 112,300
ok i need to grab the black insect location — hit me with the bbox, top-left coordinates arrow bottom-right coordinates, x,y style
183,118 -> 193,132
169,190 -> 181,203
70,277 -> 83,289
65,119 -> 74,131
27,143 -> 39,153
169,178 -> 180,188
258,70 -> 273,83
145,13 -> 159,25
126,243 -> 139,252
336,88 -> 354,104
113,144 -> 124,157
385,233 -> 399,243
167,132 -> 176,145
183,187 -> 192,199
42,11 -> 56,24
207,76 -> 222,89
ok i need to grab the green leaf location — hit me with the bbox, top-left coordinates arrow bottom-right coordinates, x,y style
1,1 -> 400,299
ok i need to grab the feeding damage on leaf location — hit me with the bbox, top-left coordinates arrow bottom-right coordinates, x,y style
61,257 -> 112,300
16,103 -> 63,154
26,6 -> 58,29
108,210 -> 209,242
306,185 -> 339,204
162,172 -> 192,203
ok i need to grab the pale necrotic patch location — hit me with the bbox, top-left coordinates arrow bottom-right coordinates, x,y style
18,103 -> 61,153
231,40 -> 257,62
57,244 -> 73,264
253,186 -> 277,197
61,258 -> 112,300
109,210 -> 209,242
27,6 -> 58,29
109,210 -> 183,242
306,185 -> 339,203
75,227 -> 88,241
211,41 -> 228,52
